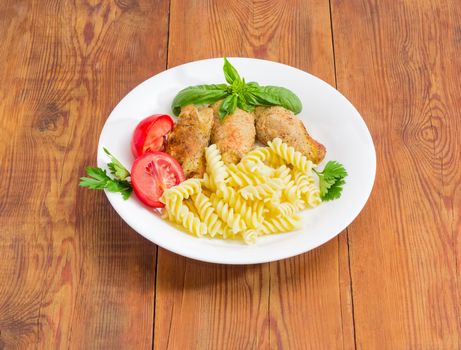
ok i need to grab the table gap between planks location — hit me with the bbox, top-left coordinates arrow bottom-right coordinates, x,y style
0,0 -> 459,349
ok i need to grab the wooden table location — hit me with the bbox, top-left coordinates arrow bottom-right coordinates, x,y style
1,0 -> 460,349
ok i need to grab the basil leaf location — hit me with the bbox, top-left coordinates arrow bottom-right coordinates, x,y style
242,91 -> 259,106
237,95 -> 254,113
250,86 -> 303,114
171,84 -> 229,115
223,57 -> 241,84
219,94 -> 238,120
246,81 -> 260,89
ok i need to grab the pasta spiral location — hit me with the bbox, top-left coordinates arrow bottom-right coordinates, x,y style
227,163 -> 263,187
240,178 -> 285,201
241,148 -> 275,176
283,180 -> 300,204
292,171 -> 311,195
183,199 -> 199,217
217,186 -> 261,228
273,165 -> 292,185
261,215 -> 301,234
191,192 -> 225,237
164,199 -> 207,237
160,138 -> 327,244
210,194 -> 246,233
268,138 -> 314,172
161,178 -> 201,202
302,184 -> 322,208
267,201 -> 298,218
241,229 -> 259,245
205,144 -> 228,190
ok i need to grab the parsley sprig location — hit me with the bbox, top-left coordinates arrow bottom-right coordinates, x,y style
314,161 -> 348,201
79,149 -> 132,200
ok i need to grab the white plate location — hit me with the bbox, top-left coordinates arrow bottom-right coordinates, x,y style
98,57 -> 376,264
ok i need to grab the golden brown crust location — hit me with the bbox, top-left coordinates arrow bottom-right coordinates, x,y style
166,105 -> 213,178
255,106 -> 326,164
211,101 -> 256,164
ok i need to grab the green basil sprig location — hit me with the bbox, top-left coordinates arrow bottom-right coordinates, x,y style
171,58 -> 303,120
171,84 -> 228,116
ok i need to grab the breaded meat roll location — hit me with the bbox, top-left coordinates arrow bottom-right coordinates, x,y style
166,105 -> 213,178
255,106 -> 326,164
211,100 -> 256,164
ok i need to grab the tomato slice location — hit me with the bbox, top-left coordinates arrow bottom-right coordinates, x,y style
131,115 -> 174,158
131,152 -> 185,208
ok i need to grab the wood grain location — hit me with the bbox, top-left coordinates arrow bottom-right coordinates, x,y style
154,1 -> 354,349
2,0 -> 459,348
0,0 -> 169,348
331,0 -> 461,348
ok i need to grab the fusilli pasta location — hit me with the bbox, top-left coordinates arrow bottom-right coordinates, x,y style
205,144 -> 228,190
161,139 -> 325,244
268,138 -> 314,172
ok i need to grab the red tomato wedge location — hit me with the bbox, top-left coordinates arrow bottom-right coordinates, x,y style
131,152 -> 185,208
131,115 -> 174,158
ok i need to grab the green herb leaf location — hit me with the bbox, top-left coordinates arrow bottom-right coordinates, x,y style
80,167 -> 111,189
80,150 -> 133,200
105,179 -> 133,200
171,59 -> 304,120
219,94 -> 238,120
104,148 -> 130,180
322,160 -> 348,179
250,86 -> 303,114
237,95 -> 254,113
322,178 -> 345,201
171,84 -> 229,115
314,161 -> 348,201
223,57 -> 241,84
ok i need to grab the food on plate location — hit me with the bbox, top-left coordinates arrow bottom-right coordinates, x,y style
81,57 -> 349,245
166,105 -> 213,178
210,100 -> 256,164
159,138 -> 346,244
255,106 -> 326,164
131,114 -> 174,157
131,151 -> 185,208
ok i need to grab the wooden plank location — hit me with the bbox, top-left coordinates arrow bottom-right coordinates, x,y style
331,0 -> 461,348
0,0 -> 169,348
155,1 -> 354,349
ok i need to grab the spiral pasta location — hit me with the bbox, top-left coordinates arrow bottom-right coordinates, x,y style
205,144 -> 228,190
183,199 -> 199,217
217,186 -> 261,228
191,192 -> 225,237
241,146 -> 284,168
292,170 -> 311,195
302,184 -> 322,208
210,194 -> 246,233
240,178 -> 285,201
267,201 -> 298,218
261,215 -> 301,234
164,198 -> 207,237
283,180 -> 299,204
161,138 -> 325,244
273,165 -> 292,185
227,163 -> 264,187
161,178 -> 201,202
241,229 -> 259,245
240,148 -> 275,176
268,138 -> 314,172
